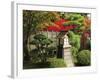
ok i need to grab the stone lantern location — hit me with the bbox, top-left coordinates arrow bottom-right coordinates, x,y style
57,31 -> 74,67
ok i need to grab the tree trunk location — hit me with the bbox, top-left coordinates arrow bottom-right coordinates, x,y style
80,31 -> 87,50
23,39 -> 30,61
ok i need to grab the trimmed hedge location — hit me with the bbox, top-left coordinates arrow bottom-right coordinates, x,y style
77,50 -> 91,66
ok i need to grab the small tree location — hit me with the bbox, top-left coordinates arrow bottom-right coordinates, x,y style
30,34 -> 55,63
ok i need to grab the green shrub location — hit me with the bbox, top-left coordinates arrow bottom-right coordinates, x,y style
23,58 -> 66,69
48,58 -> 66,67
30,34 -> 54,63
77,50 -> 91,66
68,31 -> 80,50
71,47 -> 78,63
46,46 -> 56,57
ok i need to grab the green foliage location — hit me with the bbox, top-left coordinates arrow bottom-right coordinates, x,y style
23,11 -> 60,61
68,31 -> 91,66
23,57 -> 66,69
63,13 -> 86,33
30,34 -> 53,46
23,61 -> 51,69
48,58 -> 66,67
23,11 -> 60,32
71,47 -> 78,63
46,46 -> 56,57
68,31 -> 80,50
30,34 -> 55,63
63,21 -> 82,27
30,49 -> 40,63
77,50 -> 91,66
65,13 -> 84,21
68,31 -> 81,65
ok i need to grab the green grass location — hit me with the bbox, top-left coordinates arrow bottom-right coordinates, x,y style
23,57 -> 66,69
